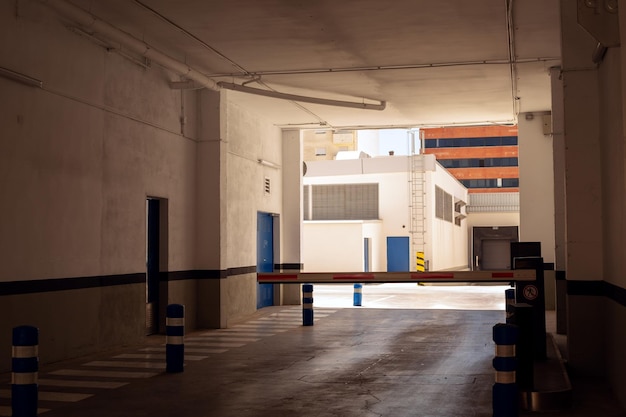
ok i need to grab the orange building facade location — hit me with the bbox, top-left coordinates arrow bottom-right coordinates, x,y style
421,125 -> 519,193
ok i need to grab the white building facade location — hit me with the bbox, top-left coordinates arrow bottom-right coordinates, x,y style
302,154 -> 469,272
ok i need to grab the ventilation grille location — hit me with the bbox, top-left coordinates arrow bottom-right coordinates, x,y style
264,177 -> 271,195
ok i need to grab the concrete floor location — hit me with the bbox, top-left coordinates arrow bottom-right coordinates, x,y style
1,284 -> 625,416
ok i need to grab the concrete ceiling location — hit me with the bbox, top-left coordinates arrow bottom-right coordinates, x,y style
63,0 -> 561,129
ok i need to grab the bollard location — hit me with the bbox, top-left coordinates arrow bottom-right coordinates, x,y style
12,325 -> 39,417
302,284 -> 314,326
493,323 -> 519,417
505,288 -> 515,323
166,304 -> 185,373
509,303 -> 534,391
353,283 -> 363,306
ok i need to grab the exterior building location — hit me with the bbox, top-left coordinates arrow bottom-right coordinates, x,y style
302,129 -> 357,161
303,154 -> 468,272
421,126 -> 519,193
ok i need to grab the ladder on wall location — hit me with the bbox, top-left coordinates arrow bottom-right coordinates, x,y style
409,154 -> 427,271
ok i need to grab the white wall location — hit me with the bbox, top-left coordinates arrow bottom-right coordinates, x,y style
303,222 -> 380,272
303,156 -> 469,272
427,164 -> 470,270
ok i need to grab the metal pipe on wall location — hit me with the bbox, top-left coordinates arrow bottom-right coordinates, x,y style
37,0 -> 220,91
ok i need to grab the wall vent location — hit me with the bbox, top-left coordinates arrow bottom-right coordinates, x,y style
264,177 -> 271,195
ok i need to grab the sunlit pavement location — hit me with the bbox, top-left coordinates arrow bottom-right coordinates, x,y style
313,283 -> 511,310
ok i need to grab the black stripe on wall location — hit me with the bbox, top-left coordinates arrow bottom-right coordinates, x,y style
1,273 -> 145,296
275,263 -> 303,271
1,267 -> 259,296
567,280 -> 626,307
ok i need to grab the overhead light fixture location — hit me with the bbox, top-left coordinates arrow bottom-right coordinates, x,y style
0,66 -> 43,88
218,82 -> 386,111
258,159 -> 280,169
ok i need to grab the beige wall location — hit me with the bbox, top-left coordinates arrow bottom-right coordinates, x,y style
518,113 -> 555,264
0,2 -> 286,370
558,0 -> 626,406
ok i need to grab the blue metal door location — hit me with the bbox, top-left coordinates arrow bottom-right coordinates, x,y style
257,212 -> 274,308
387,236 -> 410,272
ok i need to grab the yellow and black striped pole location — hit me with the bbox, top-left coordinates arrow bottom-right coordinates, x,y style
416,252 -> 425,272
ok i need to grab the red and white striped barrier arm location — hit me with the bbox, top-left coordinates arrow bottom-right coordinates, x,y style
257,269 -> 536,284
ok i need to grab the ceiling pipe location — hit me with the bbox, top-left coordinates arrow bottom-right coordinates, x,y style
38,0 -> 385,111
38,0 -> 219,91
218,82 -> 386,111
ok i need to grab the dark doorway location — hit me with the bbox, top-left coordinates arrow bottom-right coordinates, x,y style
472,226 -> 518,270
146,198 -> 160,335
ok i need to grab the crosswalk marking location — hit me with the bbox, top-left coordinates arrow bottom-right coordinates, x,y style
49,369 -> 159,379
185,336 -> 261,343
185,342 -> 246,348
139,347 -> 228,354
0,405 -> 50,416
114,353 -> 207,361
84,360 -> 167,370
38,378 -> 128,389
0,307 -> 338,416
209,330 -> 275,337
0,389 -> 92,403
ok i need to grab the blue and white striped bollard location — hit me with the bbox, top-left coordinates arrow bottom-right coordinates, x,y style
302,284 -> 314,326
12,325 -> 39,417
353,283 -> 362,306
493,323 -> 519,417
166,304 -> 185,373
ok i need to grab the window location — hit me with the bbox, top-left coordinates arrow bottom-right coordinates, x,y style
424,136 -> 518,148
438,157 -> 518,169
460,178 -> 519,188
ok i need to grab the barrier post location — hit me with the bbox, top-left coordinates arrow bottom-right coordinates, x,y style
493,323 -> 519,417
353,283 -> 363,306
302,284 -> 314,326
12,325 -> 39,417
505,288 -> 515,323
509,303 -> 534,391
166,304 -> 185,373
513,256 -> 546,359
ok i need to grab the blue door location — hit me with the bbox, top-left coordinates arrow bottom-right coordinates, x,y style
257,212 -> 274,308
387,236 -> 410,272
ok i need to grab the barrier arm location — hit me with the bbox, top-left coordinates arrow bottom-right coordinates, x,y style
257,269 -> 536,284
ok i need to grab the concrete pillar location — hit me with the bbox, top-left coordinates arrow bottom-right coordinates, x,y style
195,89 -> 226,328
518,113 -> 555,265
280,129 -> 303,305
559,0 -> 605,376
518,111 -> 557,311
550,66 -> 568,334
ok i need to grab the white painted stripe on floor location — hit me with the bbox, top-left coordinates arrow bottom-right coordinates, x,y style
39,391 -> 93,402
84,361 -> 166,370
244,322 -> 299,327
185,342 -> 245,348
139,347 -> 228,354
258,317 -> 302,322
113,353 -> 207,361
185,336 -> 261,343
0,405 -> 49,416
229,325 -> 287,332
208,330 -> 276,337
0,389 -> 92,403
38,378 -> 128,389
49,369 -> 158,379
